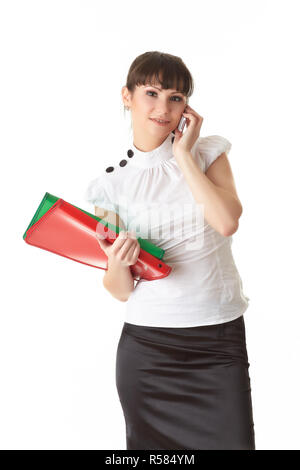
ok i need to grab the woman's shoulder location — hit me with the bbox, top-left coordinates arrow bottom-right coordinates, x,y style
192,134 -> 232,173
196,134 -> 232,153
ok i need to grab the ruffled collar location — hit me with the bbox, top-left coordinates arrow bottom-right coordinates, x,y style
126,131 -> 174,169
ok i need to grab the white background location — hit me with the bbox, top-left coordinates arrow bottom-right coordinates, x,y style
1,0 -> 299,450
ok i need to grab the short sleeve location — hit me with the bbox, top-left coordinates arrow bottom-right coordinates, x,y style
84,174 -> 118,214
196,135 -> 232,173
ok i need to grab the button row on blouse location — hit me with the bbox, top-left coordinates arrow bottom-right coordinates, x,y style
105,134 -> 175,173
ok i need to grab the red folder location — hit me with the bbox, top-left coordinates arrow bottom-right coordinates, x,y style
24,196 -> 172,281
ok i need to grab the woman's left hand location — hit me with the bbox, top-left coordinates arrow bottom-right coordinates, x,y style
172,104 -> 204,160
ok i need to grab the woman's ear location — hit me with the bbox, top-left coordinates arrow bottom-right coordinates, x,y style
121,85 -> 131,108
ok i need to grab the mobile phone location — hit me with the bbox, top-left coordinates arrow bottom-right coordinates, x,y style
177,115 -> 187,133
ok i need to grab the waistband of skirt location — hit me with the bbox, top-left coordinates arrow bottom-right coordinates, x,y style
122,314 -> 245,345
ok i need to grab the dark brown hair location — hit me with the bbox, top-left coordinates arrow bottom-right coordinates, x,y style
123,51 -> 194,115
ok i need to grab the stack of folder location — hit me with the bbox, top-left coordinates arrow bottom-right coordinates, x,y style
23,192 -> 172,281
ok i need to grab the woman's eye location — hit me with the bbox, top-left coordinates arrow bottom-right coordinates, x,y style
146,91 -> 182,102
146,91 -> 157,97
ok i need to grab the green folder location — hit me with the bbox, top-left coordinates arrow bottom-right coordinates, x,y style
23,192 -> 165,260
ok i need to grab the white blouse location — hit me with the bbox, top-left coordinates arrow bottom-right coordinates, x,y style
84,131 -> 250,327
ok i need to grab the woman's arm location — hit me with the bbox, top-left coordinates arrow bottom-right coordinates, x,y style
103,257 -> 135,302
95,207 -> 135,302
175,152 -> 243,236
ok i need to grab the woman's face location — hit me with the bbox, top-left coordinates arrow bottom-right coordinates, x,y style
123,81 -> 188,138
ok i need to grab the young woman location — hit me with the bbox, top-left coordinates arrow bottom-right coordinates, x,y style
85,51 -> 255,450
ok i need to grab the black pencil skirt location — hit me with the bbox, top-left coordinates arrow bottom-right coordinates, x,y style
115,314 -> 255,450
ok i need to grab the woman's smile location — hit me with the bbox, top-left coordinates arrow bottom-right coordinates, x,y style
150,118 -> 170,126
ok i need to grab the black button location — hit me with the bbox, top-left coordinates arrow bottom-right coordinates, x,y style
119,159 -> 127,167
171,136 -> 175,143
127,149 -> 134,158
105,166 -> 114,173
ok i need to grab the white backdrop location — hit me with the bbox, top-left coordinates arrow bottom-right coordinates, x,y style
1,0 -> 299,450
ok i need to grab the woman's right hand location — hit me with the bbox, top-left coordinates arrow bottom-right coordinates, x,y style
96,230 -> 141,267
